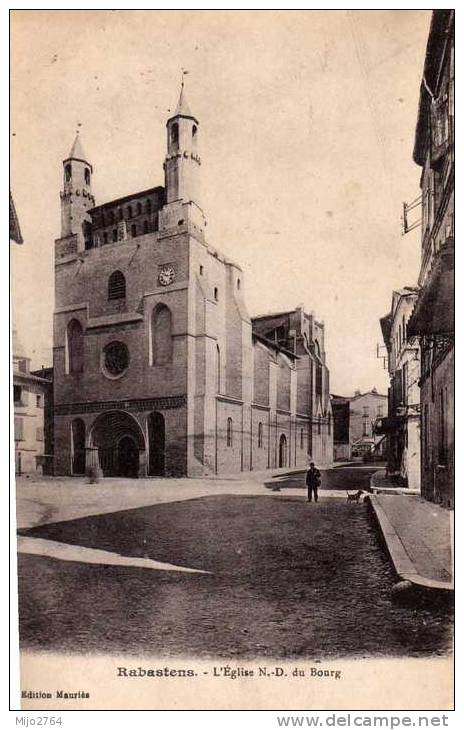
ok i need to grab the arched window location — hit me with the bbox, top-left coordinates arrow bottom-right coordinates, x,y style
143,220 -> 149,234
84,168 -> 90,185
237,278 -> 241,290
152,304 -> 173,365
258,422 -> 263,448
128,205 -> 133,219
108,270 -> 126,300
66,319 -> 84,374
227,418 -> 233,447
65,164 -> 71,182
171,122 -> 179,148
131,223 -> 137,238
137,202 -> 142,215
216,344 -> 221,393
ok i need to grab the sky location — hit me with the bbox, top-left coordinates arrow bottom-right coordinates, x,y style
10,10 -> 430,396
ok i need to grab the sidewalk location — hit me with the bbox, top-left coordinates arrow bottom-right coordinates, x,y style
370,469 -> 420,495
369,493 -> 453,592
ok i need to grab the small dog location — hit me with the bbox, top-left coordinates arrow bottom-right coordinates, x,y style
346,489 -> 363,503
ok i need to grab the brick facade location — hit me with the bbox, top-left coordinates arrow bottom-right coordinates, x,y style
53,86 -> 333,477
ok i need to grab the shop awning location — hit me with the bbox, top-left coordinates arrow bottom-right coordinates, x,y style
374,416 -> 405,435
408,239 -> 454,337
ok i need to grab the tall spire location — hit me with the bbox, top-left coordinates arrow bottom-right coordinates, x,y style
67,132 -> 89,163
169,73 -> 198,123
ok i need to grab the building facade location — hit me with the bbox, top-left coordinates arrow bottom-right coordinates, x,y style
52,86 -> 333,478
331,389 -> 387,460
378,289 -> 421,489
407,10 -> 454,507
13,329 -> 52,475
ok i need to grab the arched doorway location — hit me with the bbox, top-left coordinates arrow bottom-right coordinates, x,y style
148,411 -> 165,476
71,418 -> 86,475
117,435 -> 139,478
279,434 -> 287,468
90,411 -> 145,477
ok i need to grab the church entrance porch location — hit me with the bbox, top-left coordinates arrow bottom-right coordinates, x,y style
89,411 -> 146,478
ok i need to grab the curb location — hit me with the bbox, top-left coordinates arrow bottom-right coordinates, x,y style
367,495 -> 453,594
370,470 -> 420,496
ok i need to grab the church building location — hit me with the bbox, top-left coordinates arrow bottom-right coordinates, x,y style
53,85 -> 333,477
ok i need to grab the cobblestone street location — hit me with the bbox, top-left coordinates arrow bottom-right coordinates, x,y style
18,489 -> 452,659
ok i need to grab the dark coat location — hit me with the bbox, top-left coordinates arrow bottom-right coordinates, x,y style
306,468 -> 321,487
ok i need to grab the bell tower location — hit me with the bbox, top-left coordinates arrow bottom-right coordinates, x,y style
164,82 -> 201,206
60,133 -> 95,249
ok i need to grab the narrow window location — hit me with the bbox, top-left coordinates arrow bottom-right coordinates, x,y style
328,415 -> 332,435
146,199 -> 152,214
118,208 -> 123,221
112,229 -> 117,242
101,212 -> 106,226
152,304 -> 173,365
318,415 -> 321,435
109,211 -> 115,224
36,427 -> 44,442
216,344 -> 221,393
227,418 -> 233,447
171,122 -> 179,147
131,223 -> 137,238
64,164 -> 72,182
258,422 -> 263,448
84,168 -> 90,185
237,278 -> 241,290
103,232 -> 108,245
144,220 -> 149,234
200,265 -> 204,275
214,287 -> 218,301
108,270 -> 126,300
128,205 -> 133,219
14,385 -> 21,404
300,428 -> 304,449
137,202 -> 142,215
14,416 -> 24,441
36,394 -> 42,408
66,319 -> 84,374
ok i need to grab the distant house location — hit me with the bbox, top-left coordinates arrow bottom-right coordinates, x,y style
13,330 -> 53,475
331,389 -> 388,461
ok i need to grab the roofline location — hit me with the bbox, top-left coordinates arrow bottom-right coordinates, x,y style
91,185 -> 165,212
252,332 -> 299,360
63,157 -> 93,173
350,390 -> 388,401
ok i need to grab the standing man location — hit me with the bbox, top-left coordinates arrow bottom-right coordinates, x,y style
306,462 -> 321,503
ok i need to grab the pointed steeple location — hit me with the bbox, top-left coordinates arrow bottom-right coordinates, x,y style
67,132 -> 89,164
169,80 -> 198,123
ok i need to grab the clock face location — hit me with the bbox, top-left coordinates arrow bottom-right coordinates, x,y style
158,266 -> 175,286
